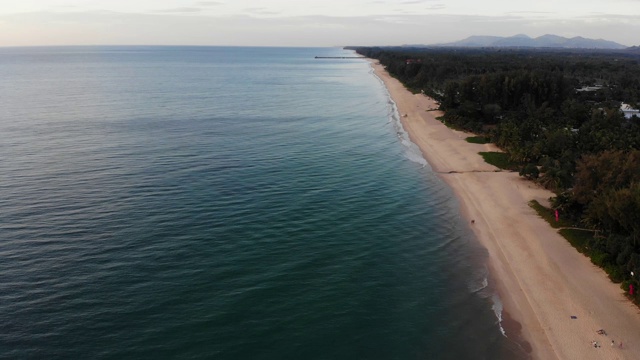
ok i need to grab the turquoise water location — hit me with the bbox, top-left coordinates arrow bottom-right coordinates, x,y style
0,46 -> 527,359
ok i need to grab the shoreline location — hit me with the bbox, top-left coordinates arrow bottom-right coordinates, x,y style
369,59 -> 640,359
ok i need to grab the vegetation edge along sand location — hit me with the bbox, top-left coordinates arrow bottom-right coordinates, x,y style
368,59 -> 640,360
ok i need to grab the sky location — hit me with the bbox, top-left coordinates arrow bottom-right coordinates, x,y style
0,0 -> 639,47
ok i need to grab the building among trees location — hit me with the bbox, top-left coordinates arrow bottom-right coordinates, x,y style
621,103 -> 640,119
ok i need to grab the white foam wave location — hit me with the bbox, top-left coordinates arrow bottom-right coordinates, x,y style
404,150 -> 429,166
469,276 -> 489,294
467,267 -> 506,337
467,265 -> 490,295
368,64 -> 430,168
491,293 -> 507,337
397,123 -> 428,166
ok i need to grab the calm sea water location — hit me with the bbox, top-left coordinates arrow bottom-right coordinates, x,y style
0,46 -> 527,359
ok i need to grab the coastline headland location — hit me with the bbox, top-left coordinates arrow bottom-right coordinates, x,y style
368,59 -> 640,359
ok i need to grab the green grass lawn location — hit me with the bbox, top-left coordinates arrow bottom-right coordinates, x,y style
528,200 -> 616,281
559,228 -> 595,253
528,200 -> 574,228
465,136 -> 491,144
478,152 -> 515,170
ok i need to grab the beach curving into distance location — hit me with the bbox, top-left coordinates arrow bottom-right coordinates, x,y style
370,59 -> 640,360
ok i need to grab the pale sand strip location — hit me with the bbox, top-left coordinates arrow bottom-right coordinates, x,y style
370,60 -> 640,359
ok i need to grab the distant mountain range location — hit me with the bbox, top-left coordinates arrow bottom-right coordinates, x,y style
433,34 -> 627,49
627,46 -> 640,54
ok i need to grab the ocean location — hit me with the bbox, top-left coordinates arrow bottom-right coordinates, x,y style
0,46 -> 527,359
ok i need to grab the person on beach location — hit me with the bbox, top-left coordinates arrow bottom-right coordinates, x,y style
611,340 -> 615,347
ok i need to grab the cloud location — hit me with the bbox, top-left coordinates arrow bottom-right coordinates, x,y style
51,5 -> 81,11
197,1 -> 223,5
374,16 -> 413,24
243,8 -> 281,15
508,11 -> 553,14
154,7 -> 203,13
402,0 -> 440,4
1,11 -> 637,47
371,0 -> 439,3
392,1 -> 445,11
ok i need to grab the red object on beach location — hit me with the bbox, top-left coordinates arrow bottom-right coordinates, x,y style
630,284 -> 634,295
555,209 -> 559,222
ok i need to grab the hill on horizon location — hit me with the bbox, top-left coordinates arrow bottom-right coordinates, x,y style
429,34 -> 627,49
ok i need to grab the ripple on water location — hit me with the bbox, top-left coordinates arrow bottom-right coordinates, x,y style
0,46 -> 526,360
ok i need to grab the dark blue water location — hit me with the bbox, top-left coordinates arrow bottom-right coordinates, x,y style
0,46 -> 527,359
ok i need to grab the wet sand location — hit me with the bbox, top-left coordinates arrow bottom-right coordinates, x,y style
370,60 -> 640,359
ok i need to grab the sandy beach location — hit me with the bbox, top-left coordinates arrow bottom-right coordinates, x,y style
370,60 -> 640,359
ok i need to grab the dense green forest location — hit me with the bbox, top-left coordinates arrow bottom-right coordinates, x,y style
354,47 -> 640,302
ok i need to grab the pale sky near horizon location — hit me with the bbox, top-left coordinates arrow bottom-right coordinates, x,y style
1,0 -> 639,47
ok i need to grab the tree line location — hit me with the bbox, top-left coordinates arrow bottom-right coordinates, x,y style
354,46 -> 640,301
